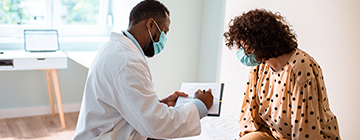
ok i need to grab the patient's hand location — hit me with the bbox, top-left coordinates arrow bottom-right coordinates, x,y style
159,91 -> 188,107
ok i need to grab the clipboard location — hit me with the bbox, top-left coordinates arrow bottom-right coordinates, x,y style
175,83 -> 224,117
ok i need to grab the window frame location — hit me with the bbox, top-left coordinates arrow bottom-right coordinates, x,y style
0,0 -> 111,38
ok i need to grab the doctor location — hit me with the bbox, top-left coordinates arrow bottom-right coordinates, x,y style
73,0 -> 214,140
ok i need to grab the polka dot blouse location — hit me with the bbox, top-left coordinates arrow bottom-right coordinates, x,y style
238,49 -> 341,140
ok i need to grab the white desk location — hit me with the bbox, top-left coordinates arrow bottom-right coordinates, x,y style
0,50 -> 68,129
66,51 -> 98,69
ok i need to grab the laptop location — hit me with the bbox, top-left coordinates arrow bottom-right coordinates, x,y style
24,30 -> 60,52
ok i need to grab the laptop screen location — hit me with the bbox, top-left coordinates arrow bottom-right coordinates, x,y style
24,30 -> 59,52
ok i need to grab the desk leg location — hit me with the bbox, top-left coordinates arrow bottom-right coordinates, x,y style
50,69 -> 66,129
45,70 -> 55,116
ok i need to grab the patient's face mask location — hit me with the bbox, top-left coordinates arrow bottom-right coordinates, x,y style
236,46 -> 260,67
148,20 -> 167,56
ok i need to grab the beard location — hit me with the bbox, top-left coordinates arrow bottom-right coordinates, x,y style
143,35 -> 157,58
144,41 -> 155,57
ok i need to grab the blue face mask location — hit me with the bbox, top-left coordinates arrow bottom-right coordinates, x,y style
236,47 -> 260,67
148,21 -> 167,55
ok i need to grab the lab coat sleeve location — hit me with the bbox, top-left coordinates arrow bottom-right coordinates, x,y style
191,99 -> 208,119
113,60 -> 202,139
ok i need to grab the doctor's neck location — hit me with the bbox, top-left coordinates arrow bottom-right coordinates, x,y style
127,20 -> 150,50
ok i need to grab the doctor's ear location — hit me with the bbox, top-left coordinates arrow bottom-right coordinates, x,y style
146,18 -> 155,29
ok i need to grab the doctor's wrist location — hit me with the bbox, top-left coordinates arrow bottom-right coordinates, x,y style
192,99 -> 208,119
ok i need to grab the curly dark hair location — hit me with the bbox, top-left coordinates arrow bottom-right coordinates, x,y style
224,9 -> 298,62
129,0 -> 170,25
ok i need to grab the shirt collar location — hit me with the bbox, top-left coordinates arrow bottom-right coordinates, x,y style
122,30 -> 147,63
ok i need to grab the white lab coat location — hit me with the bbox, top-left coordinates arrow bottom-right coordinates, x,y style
73,32 -> 202,140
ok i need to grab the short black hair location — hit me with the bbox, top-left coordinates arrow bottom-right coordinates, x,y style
129,0 -> 170,25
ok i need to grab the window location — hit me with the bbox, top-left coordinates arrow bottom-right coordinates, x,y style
0,0 -> 111,38
0,0 -> 46,25
60,0 -> 100,25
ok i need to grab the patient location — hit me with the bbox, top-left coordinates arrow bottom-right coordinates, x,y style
223,9 -> 341,140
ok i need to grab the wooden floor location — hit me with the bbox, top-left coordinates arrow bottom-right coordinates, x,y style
0,112 -> 79,140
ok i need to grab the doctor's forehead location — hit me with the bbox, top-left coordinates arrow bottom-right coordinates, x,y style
163,12 -> 171,33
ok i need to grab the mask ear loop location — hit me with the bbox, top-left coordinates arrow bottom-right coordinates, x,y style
153,20 -> 162,33
148,29 -> 155,42
148,20 -> 162,43
233,41 -> 241,51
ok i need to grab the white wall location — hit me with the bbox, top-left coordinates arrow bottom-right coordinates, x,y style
148,0 -> 205,98
197,0 -> 226,83
150,0 -> 226,98
0,42 -> 101,110
219,0 -> 360,139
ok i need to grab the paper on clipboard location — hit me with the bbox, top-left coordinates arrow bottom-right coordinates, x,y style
175,83 -> 224,116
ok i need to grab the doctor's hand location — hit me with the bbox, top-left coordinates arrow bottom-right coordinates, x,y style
194,89 -> 213,110
159,91 -> 188,107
